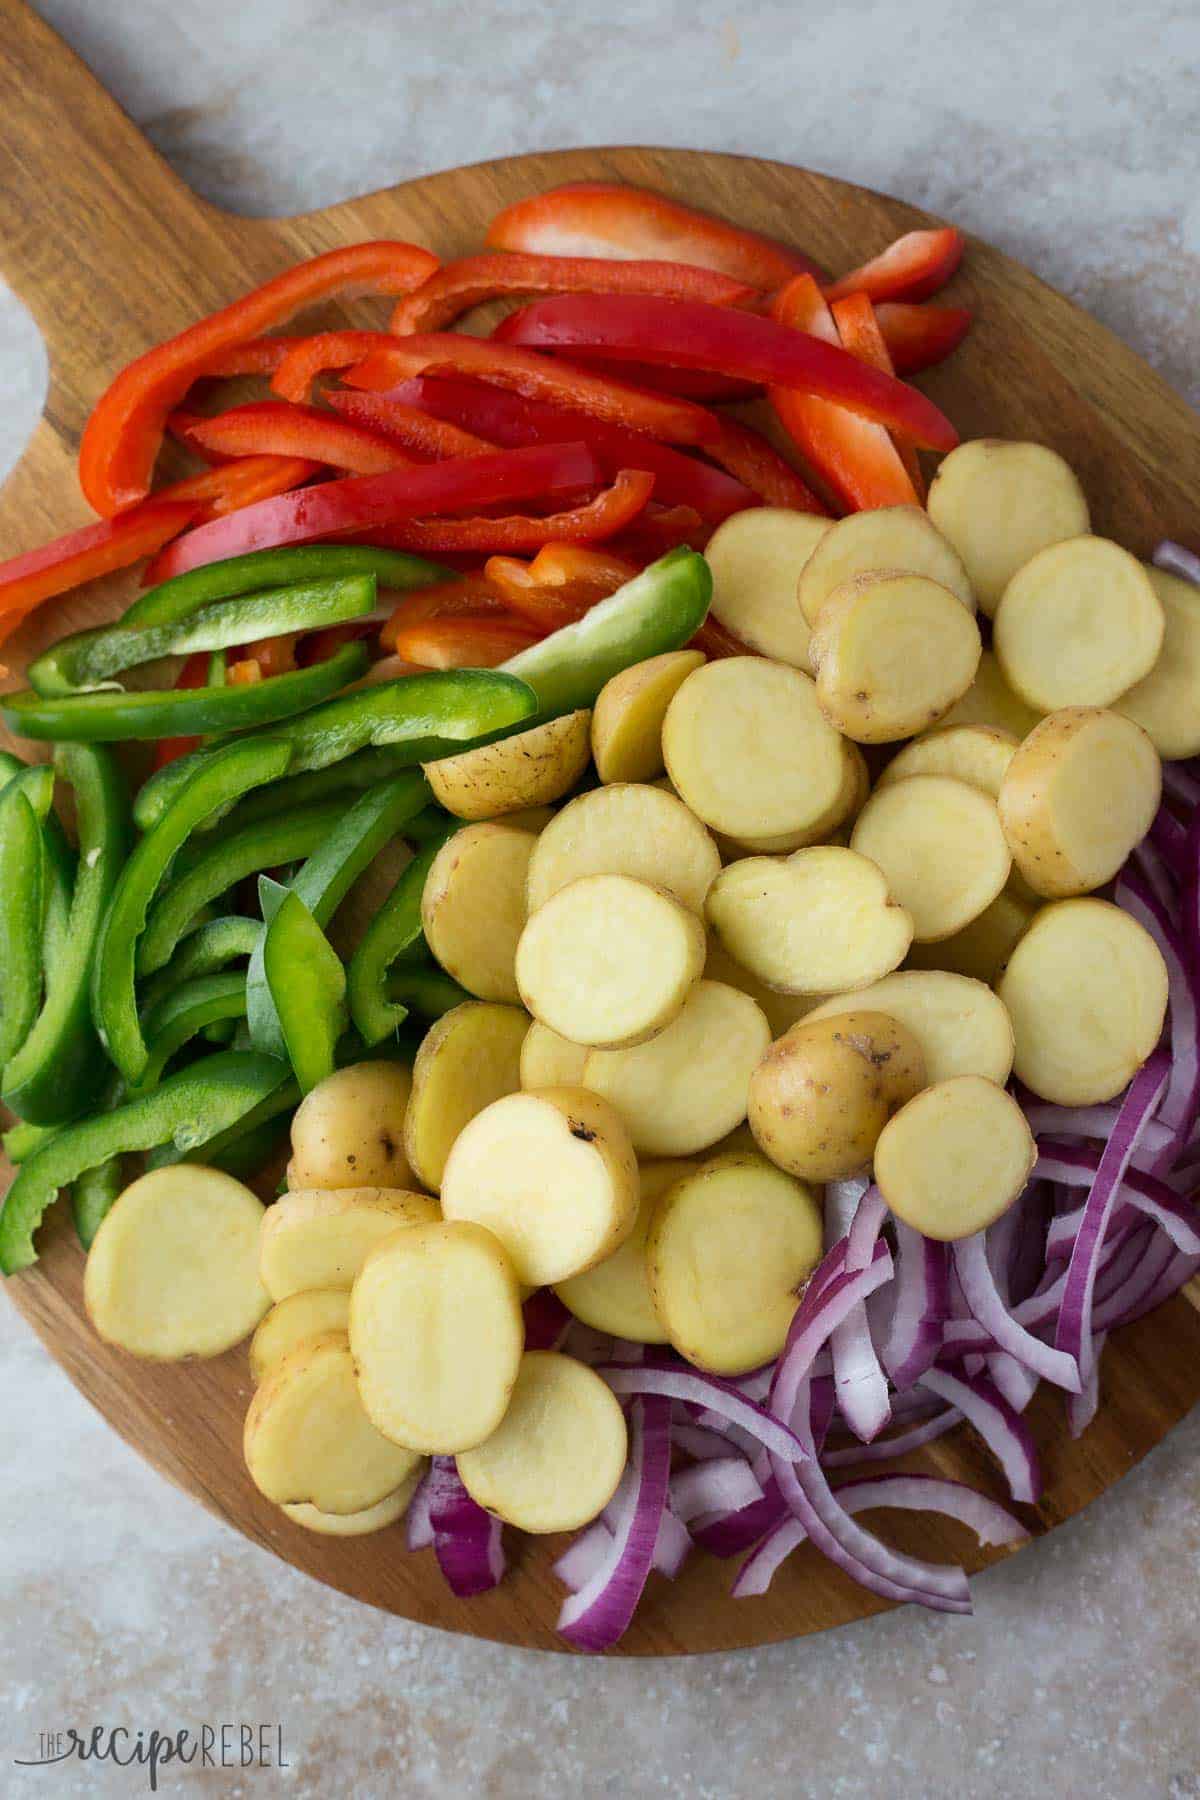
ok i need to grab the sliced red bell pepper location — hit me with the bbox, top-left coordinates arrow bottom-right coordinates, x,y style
557,354 -> 758,402
151,651 -> 210,770
875,303 -> 972,375
143,441 -> 603,582
691,615 -> 754,659
0,500 -> 197,648
177,401 -> 417,476
197,337 -> 294,379
491,295 -> 958,451
484,544 -> 639,630
155,454 -> 324,519
387,615 -> 542,669
240,632 -> 298,678
79,243 -> 438,517
703,416 -> 826,513
380,575 -> 509,650
830,290 -> 924,498
366,468 -> 654,555
486,181 -> 822,287
324,391 -> 495,459
270,331 -> 399,404
227,658 -> 264,686
607,503 -> 710,561
824,227 -> 964,304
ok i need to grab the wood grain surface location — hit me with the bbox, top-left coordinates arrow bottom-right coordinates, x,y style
1,0 -> 1198,1655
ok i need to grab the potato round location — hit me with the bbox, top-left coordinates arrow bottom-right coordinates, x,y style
456,1351 -> 628,1533
937,649 -> 1044,740
349,1220 -> 523,1453
259,1187 -> 439,1301
583,980 -> 771,1156
809,571 -> 981,742
718,738 -> 868,856
993,537 -> 1164,711
404,1000 -> 528,1191
527,781 -> 719,915
797,504 -> 973,625
519,1020 -> 588,1090
249,1288 -> 351,1384
591,650 -> 705,783
906,887 -> 1036,985
804,969 -> 1015,1085
85,1166 -> 269,1360
1116,567 -> 1200,759
646,1152 -> 823,1373
747,1011 -> 925,1182
875,1077 -> 1036,1240
517,874 -> 704,1048
440,1087 -> 639,1285
281,1462 -> 425,1537
997,707 -> 1162,898
423,710 -> 592,819
851,776 -> 1011,942
706,845 -> 912,995
288,1060 -> 414,1190
706,506 -> 830,668
554,1159 -> 689,1342
926,439 -> 1091,618
878,724 -> 1018,798
702,937 -> 819,1038
422,821 -> 533,1003
997,898 -> 1169,1105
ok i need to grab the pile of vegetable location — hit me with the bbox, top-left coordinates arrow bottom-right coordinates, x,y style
1,178 -> 1198,1652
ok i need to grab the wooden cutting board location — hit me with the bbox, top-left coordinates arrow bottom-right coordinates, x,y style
2,0 -> 1199,1657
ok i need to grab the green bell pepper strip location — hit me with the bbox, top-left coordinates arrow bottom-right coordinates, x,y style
130,970 -> 249,1095
150,1065 -> 301,1172
347,824 -> 458,1045
91,738 -> 292,1084
133,668 -> 538,831
386,965 -> 471,1019
207,1114 -> 290,1182
38,812 -> 76,982
3,745 -> 131,1124
28,575 -> 378,696
0,789 -> 44,1072
207,647 -> 227,686
71,1156 -> 126,1250
0,758 -> 54,819
138,914 -> 263,1012
264,892 -> 346,1093
3,1118 -> 59,1162
198,744 -> 433,836
0,1049 -> 289,1272
121,543 -> 449,629
3,640 -> 368,743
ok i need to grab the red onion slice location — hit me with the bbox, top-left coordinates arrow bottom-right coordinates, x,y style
881,1220 -> 948,1389
771,1241 -> 893,1405
522,1288 -> 573,1350
954,1231 -> 1081,1391
821,1406 -> 962,1467
920,1367 -> 1041,1503
1154,539 -> 1200,587
1116,872 -> 1200,1162
558,1397 -> 671,1651
596,1360 -> 811,1464
1039,1145 -> 1200,1256
405,1464 -> 436,1551
670,1457 -> 763,1523
427,1457 -> 506,1597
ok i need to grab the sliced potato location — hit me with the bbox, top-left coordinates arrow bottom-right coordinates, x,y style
423,711 -> 592,819
349,1220 -> 523,1453
249,1288 -> 352,1384
702,937 -> 819,1037
878,724 -> 1018,798
85,1166 -> 270,1361
804,970 -> 1015,1086
440,1087 -> 639,1285
706,845 -> 912,994
281,1462 -> 425,1537
520,1020 -> 589,1090
926,439 -> 1091,618
997,898 -> 1169,1105
936,649 -> 1044,740
517,874 -> 704,1048
404,1001 -> 528,1191
720,739 -> 868,856
583,980 -> 771,1156
809,571 -> 981,742
874,1076 -> 1036,1240
591,650 -> 706,783
260,1187 -> 439,1301
797,504 -> 973,625
554,1159 -> 690,1342
422,821 -> 534,1003
456,1351 -> 627,1533
1115,566 -> 1200,759
646,1151 -> 823,1373
906,887 -> 1036,985
993,537 -> 1164,710
244,1330 -> 423,1512
851,775 -> 1011,942
997,707 -> 1161,897
288,1060 -> 414,1190
706,506 -> 830,668
527,781 -> 719,915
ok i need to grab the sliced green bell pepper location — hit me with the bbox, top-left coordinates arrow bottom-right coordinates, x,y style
199,744 -> 433,836
72,1156 -> 126,1250
264,892 -> 346,1093
347,824 -> 458,1045
131,970 -> 249,1095
386,964 -> 471,1019
121,543 -> 449,629
0,788 -> 44,1072
139,914 -> 262,1012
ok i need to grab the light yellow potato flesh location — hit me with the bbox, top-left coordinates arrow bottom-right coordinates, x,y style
803,970 -> 1015,1085
591,650 -> 706,783
554,1159 -> 691,1342
1116,567 -> 1200,759
718,738 -> 868,856
646,1152 -> 823,1373
993,537 -> 1164,711
349,1220 -> 523,1453
997,707 -> 1162,897
259,1187 -> 439,1301
937,649 -> 1044,739
706,845 -> 912,994
85,1166 -> 270,1361
457,1351 -> 628,1533
663,656 -> 852,842
526,781 -> 719,915
583,980 -> 771,1156
851,776 -> 1011,942
423,710 -> 592,819
874,1076 -> 1036,1240
703,936 -> 819,1037
403,1000 -> 528,1191
926,440 -> 1091,618
705,507 -> 831,668
997,898 -> 1169,1105
422,821 -> 534,1004
519,1020 -> 589,1090
440,1087 -> 639,1285
249,1288 -> 352,1384
797,504 -> 974,626
878,724 -> 1018,798
517,874 -> 705,1048
809,571 -> 981,742
906,887 -> 1036,985
281,1462 -> 425,1537
287,1060 -> 414,1190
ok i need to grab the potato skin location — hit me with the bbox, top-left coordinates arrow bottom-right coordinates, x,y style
591,651 -> 705,783
423,710 -> 592,819
747,1010 -> 926,1181
287,1061 -> 414,1190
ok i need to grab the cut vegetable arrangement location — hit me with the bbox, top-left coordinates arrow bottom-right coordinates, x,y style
1,176 -> 1198,1654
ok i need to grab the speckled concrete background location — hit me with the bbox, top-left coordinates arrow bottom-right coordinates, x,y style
1,3 -> 1198,1795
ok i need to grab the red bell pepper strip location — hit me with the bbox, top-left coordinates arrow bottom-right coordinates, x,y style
703,416 -> 826,513
0,500 -> 197,649
484,544 -> 639,631
830,291 -> 924,498
691,615 -> 754,659
557,354 -> 758,402
166,410 -> 231,463
270,331 -> 398,404
824,228 -> 964,304
387,615 -> 542,669
177,401 -> 417,476
155,454 -> 324,519
151,651 -> 210,770
143,442 -> 603,582
196,337 -> 294,379
324,391 -> 495,459
486,181 -> 823,287
227,658 -> 264,685
341,335 -> 721,447
79,243 -> 438,517
607,504 -> 710,561
366,468 -> 654,555
380,576 -> 509,650
875,303 -> 972,375
491,295 -> 958,451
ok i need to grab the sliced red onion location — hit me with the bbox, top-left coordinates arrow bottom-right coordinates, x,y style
522,1287 -> 573,1350
1022,1102 -> 1174,1158
427,1457 -> 506,1597
1115,1248 -> 1200,1325
1116,873 -> 1200,1161
1093,1230 -> 1177,1328
597,1360 -> 810,1464
690,1475 -> 786,1557
671,1420 -> 738,1462
1067,1332 -> 1104,1437
652,1506 -> 693,1579
881,1220 -> 948,1389
558,1396 -> 671,1651
835,1473 -> 1028,1542
846,1184 -> 888,1271
405,1464 -> 436,1551
919,1367 -> 1041,1503
670,1457 -> 763,1523
729,1516 -> 807,1597
954,1230 -> 1080,1391
1149,804 -> 1189,874
771,1241 -> 893,1408
821,1182 -> 892,1441
821,1406 -> 962,1467
1038,1144 -> 1200,1256
1154,539 -> 1200,586
986,1352 -> 1040,1413
1163,761 -> 1200,812
563,1323 -> 615,1364
553,1518 -> 611,1592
